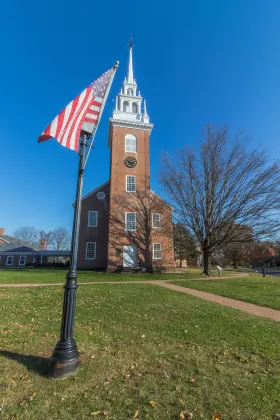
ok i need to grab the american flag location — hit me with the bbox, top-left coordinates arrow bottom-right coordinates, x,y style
38,67 -> 115,151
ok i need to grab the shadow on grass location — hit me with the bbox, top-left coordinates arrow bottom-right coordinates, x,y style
0,350 -> 50,376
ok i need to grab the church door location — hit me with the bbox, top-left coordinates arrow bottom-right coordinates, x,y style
123,245 -> 137,268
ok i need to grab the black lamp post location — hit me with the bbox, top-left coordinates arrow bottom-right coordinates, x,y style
48,134 -> 88,378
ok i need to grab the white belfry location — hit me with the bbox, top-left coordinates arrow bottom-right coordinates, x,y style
112,42 -> 150,124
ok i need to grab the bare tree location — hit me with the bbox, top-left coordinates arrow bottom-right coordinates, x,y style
39,230 -> 53,250
13,226 -> 39,249
161,125 -> 280,275
52,227 -> 71,250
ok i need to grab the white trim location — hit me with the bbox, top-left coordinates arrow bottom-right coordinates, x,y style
126,175 -> 136,193
6,256 -> 14,265
152,213 -> 161,228
153,243 -> 162,260
86,242 -> 96,260
125,212 -> 136,232
19,256 -> 26,266
88,210 -> 98,227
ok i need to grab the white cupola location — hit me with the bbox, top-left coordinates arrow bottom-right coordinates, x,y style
112,39 -> 150,124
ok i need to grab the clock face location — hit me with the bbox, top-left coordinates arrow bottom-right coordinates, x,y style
124,157 -> 137,168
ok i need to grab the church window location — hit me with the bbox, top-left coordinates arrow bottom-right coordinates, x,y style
126,175 -> 136,192
125,134 -> 137,153
125,212 -> 136,231
123,101 -> 129,112
86,242 -> 96,260
88,210 -> 98,227
153,243 -> 162,259
152,213 -> 161,228
132,102 -> 138,113
127,88 -> 133,95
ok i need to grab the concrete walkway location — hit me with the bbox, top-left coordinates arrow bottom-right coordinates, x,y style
0,273 -> 247,288
1,273 -> 280,322
151,281 -> 280,322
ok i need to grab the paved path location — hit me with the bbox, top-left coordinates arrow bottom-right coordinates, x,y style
0,273 -> 247,288
2,273 -> 280,322
151,281 -> 280,322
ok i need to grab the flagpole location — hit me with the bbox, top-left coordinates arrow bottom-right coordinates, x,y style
83,61 -> 119,169
48,133 -> 88,378
48,62 -> 119,379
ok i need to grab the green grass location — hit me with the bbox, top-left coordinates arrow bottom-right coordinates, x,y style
170,275 -> 280,310
0,268 -> 232,284
1,283 -> 280,419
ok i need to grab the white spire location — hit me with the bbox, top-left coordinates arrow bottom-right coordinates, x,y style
127,38 -> 134,83
111,40 -> 150,124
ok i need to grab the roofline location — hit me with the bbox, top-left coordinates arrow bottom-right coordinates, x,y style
0,237 -> 9,243
0,251 -> 71,256
82,180 -> 109,201
150,189 -> 174,210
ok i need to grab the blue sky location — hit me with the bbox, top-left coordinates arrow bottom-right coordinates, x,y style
1,0 -> 280,235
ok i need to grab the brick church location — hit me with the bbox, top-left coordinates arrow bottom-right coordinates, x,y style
77,45 -> 174,271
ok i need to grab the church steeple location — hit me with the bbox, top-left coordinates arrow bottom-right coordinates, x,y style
127,38 -> 134,83
111,41 -> 150,125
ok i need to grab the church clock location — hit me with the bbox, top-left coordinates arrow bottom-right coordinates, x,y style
124,157 -> 137,168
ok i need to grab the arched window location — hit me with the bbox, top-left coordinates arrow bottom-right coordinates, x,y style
132,102 -> 138,113
123,101 -> 129,112
125,134 -> 137,153
127,88 -> 133,95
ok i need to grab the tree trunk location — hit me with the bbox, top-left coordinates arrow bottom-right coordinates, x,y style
180,258 -> 182,268
203,249 -> 212,275
233,260 -> 238,269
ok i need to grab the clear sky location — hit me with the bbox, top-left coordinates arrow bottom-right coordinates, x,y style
1,0 -> 280,235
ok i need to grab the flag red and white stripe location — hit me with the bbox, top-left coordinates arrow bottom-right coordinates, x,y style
38,67 -> 114,151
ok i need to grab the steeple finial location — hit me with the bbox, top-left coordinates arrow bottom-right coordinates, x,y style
127,37 -> 134,83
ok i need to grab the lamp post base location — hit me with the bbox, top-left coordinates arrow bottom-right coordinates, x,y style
48,338 -> 80,379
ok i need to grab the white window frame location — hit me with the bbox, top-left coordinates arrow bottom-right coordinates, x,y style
125,134 -> 137,153
19,256 -> 26,266
125,212 -> 136,232
86,242 -> 96,260
152,213 -> 161,228
88,210 -> 98,227
126,175 -> 136,193
153,243 -> 162,260
6,256 -> 14,266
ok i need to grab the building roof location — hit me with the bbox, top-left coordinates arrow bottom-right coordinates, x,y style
0,245 -> 37,253
0,235 -> 37,252
38,250 -> 70,255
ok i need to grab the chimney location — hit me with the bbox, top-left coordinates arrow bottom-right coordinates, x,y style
0,228 -> 5,237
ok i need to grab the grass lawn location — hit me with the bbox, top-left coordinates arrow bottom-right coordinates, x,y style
170,275 -> 280,310
1,283 -> 280,419
0,268 -> 233,284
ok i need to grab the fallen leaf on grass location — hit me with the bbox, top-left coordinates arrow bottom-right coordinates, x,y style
190,378 -> 196,383
150,401 -> 157,407
9,377 -> 16,385
211,413 -> 222,420
29,392 -> 37,401
180,412 -> 193,419
89,410 -> 108,416
134,408 -> 139,418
